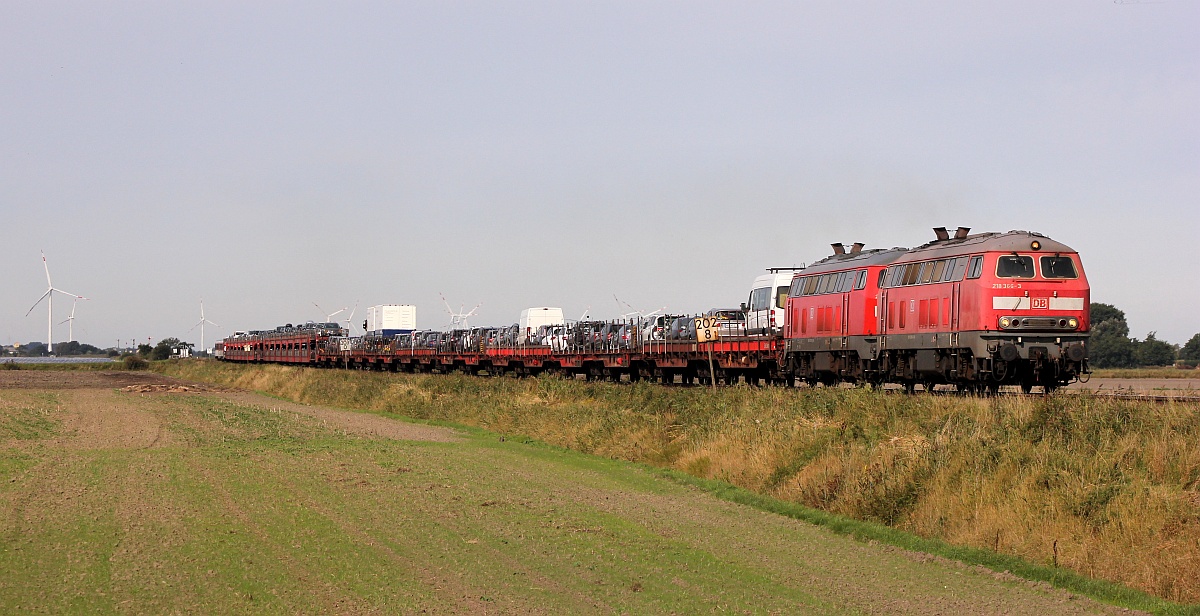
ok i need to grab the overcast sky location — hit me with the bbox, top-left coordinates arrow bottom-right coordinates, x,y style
2,1 -> 1197,349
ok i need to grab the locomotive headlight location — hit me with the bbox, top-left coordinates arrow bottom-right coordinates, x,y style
1031,240 -> 1041,250
999,317 -> 1012,329
1067,317 -> 1078,329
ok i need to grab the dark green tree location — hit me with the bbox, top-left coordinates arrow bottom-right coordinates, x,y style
137,344 -> 153,357
152,338 -> 180,361
1181,334 -> 1200,362
1088,303 -> 1136,368
1089,303 -> 1125,328
1135,332 -> 1176,367
22,342 -> 48,357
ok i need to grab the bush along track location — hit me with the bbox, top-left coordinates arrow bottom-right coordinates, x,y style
158,361 -> 1200,612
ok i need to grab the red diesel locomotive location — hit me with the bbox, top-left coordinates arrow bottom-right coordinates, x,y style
216,227 -> 1090,392
784,227 -> 1089,392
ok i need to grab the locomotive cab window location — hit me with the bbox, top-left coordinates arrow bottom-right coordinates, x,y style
1040,256 -> 1077,279
855,269 -> 868,290
996,255 -> 1035,278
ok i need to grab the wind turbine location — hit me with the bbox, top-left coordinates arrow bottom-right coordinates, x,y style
59,296 -> 90,342
313,302 -> 348,323
25,251 -> 87,354
613,294 -> 667,320
439,293 -> 481,329
187,299 -> 221,355
340,301 -> 359,335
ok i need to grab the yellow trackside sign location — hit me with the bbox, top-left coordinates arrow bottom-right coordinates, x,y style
694,316 -> 721,343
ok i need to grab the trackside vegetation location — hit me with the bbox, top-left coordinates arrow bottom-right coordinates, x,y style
159,361 -> 1200,610
8,376 -> 1165,614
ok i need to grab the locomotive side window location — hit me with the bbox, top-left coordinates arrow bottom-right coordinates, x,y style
996,255 -> 1035,278
815,274 -> 831,294
876,269 -> 886,288
966,256 -> 984,279
803,276 -> 819,295
855,269 -> 868,290
1040,256 -> 1077,279
837,272 -> 853,292
921,261 -> 939,284
929,260 -> 946,283
944,257 -> 962,281
790,276 -> 805,297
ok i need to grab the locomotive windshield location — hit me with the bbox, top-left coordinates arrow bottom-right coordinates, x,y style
1040,256 -> 1077,279
996,255 -> 1035,278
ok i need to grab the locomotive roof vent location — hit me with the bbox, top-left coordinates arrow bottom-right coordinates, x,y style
954,226 -> 971,239
831,243 -> 846,255
851,242 -> 864,253
933,227 -> 950,241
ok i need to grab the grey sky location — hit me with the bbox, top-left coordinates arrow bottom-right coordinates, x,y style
2,1 -> 1197,349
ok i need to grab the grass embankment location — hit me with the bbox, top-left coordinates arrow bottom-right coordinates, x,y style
7,377 -> 1141,614
160,361 -> 1200,608
1090,367 -> 1200,379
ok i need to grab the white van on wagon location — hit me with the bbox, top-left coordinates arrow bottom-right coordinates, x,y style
518,307 -> 565,344
742,269 -> 803,336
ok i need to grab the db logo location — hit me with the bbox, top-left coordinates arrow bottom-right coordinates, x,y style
1031,297 -> 1049,310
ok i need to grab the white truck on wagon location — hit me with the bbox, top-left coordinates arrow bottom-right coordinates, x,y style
366,304 -> 417,337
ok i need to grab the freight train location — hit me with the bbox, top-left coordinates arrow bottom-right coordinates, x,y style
216,227 -> 1090,393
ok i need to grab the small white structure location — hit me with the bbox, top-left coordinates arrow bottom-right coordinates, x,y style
518,307 -> 565,343
366,305 -> 417,336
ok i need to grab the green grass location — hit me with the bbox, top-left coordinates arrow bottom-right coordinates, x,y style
10,378 -> 1191,613
155,361 -> 1200,611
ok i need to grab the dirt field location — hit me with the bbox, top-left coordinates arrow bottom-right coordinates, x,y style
0,370 -> 1154,614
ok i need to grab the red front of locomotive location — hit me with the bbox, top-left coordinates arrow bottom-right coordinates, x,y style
879,229 -> 1090,390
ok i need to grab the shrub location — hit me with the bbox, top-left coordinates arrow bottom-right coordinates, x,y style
123,355 -> 148,370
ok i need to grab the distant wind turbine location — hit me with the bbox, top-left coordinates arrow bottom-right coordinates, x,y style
187,299 -> 221,354
313,302 -> 348,323
439,293 -> 481,329
25,251 -> 87,354
58,296 -> 90,342
342,301 -> 359,335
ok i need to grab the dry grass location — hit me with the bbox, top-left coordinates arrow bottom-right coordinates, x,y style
1090,367 -> 1200,379
161,360 -> 1200,605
